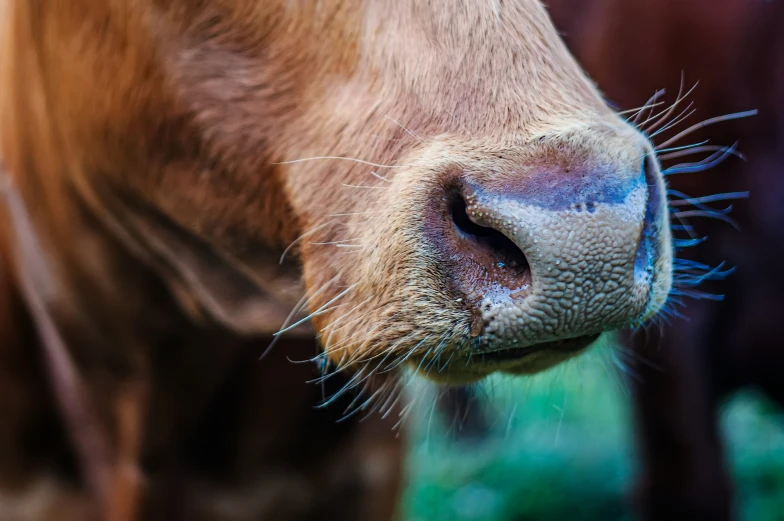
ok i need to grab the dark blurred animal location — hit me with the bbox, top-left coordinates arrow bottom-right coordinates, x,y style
0,0 -> 676,519
547,1 -> 784,519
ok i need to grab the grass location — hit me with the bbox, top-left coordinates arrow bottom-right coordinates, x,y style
401,339 -> 784,521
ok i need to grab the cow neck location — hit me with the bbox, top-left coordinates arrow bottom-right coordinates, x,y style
0,166 -> 221,518
0,170 -> 124,515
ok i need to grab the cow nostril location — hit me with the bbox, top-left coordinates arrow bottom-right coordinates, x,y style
450,195 -> 490,238
449,194 -> 530,277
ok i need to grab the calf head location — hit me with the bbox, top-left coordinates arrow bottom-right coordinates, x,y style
0,0 -> 672,383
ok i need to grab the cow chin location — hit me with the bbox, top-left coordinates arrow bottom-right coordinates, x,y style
304,133 -> 673,385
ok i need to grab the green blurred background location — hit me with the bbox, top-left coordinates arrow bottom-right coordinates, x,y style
402,338 -> 784,521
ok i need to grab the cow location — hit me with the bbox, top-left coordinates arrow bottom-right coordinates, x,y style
546,1 -> 784,519
0,0 -> 674,520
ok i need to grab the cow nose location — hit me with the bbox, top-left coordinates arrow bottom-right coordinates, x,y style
448,192 -> 533,297
440,157 -> 662,347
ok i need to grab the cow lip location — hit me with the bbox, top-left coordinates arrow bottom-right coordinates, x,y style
472,333 -> 601,363
407,333 -> 601,383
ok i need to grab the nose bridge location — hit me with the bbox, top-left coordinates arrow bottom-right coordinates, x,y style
466,173 -> 650,343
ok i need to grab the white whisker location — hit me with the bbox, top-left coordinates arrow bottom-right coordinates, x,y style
646,76 -> 699,134
649,105 -> 696,138
274,156 -> 402,169
274,285 -> 355,336
309,238 -> 361,245
633,89 -> 666,124
668,191 -> 749,207
279,220 -> 333,264
329,211 -> 382,217
341,183 -> 386,189
370,171 -> 392,183
260,274 -> 340,359
384,114 -> 423,142
658,145 -> 746,162
655,110 -> 758,150
656,140 -> 710,154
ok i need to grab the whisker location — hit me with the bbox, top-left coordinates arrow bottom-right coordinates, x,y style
438,350 -> 458,372
672,237 -> 708,248
329,211 -> 383,217
670,287 -> 726,302
619,102 -> 664,116
279,220 -> 334,263
370,171 -> 392,183
317,368 -> 368,409
341,183 -> 386,189
658,145 -> 746,162
273,285 -> 355,336
668,190 -> 749,207
639,84 -> 682,130
672,258 -> 715,271
309,238 -> 361,245
645,76 -> 699,134
394,395 -> 420,431
670,210 -> 700,239
384,114 -> 424,142
332,353 -> 396,406
671,210 -> 740,230
670,224 -> 694,232
369,377 -> 399,414
378,383 -> 406,420
274,156 -> 402,169
260,275 -> 340,360
326,328 -> 389,374
662,143 -> 739,176
326,304 -> 381,337
352,382 -> 395,423
615,346 -> 664,372
674,266 -> 735,287
379,336 -> 432,374
324,297 -> 373,334
337,372 -> 397,423
673,201 -> 733,216
340,335 -> 415,378
649,105 -> 696,138
674,260 -> 735,279
632,89 -> 667,124
423,340 -> 451,372
656,140 -> 710,154
326,324 -> 381,359
611,352 -> 644,383
655,110 -> 758,150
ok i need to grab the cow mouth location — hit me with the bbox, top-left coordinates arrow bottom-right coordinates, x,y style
471,333 -> 601,363
409,333 -> 601,381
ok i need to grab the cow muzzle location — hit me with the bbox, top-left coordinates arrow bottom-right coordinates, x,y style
418,151 -> 672,379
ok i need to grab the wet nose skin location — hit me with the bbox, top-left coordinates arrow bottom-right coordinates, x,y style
441,156 -> 664,352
